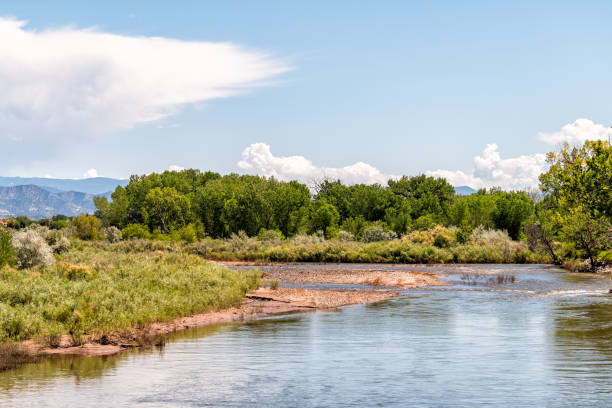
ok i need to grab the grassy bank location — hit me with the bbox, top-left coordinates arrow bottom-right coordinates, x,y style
0,241 -> 260,353
186,234 -> 551,264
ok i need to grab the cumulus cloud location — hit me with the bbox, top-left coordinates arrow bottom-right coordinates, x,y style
82,168 -> 99,178
168,165 -> 185,172
539,118 -> 612,145
427,118 -> 612,190
427,144 -> 547,190
0,17 -> 289,142
237,143 -> 399,186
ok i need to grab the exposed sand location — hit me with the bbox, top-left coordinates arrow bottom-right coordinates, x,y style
264,267 -> 446,288
20,267 -> 443,359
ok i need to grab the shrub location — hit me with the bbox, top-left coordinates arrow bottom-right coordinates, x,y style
101,226 -> 122,243
471,226 -> 513,246
11,229 -> 55,269
122,224 -> 151,240
362,226 -> 397,242
178,224 -> 198,243
270,279 -> 280,290
290,234 -> 324,245
72,214 -> 101,240
6,216 -> 33,230
434,233 -> 450,248
45,229 -> 70,254
337,230 -> 355,241
49,219 -> 69,230
455,228 -> 471,244
258,229 -> 285,242
0,230 -> 16,267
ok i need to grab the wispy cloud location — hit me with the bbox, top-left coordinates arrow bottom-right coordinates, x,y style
0,17 -> 290,143
237,143 -> 399,186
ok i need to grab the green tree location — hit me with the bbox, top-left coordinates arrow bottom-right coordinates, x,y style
491,192 -> 534,240
144,187 -> 191,234
540,140 -> 612,217
309,201 -> 340,238
560,208 -> 611,271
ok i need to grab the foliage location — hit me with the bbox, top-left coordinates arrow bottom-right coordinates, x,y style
11,229 -> 55,269
539,141 -> 612,270
0,230 -> 16,268
491,191 -> 534,240
362,226 -> 397,242
540,140 -> 612,218
121,224 -> 151,240
0,242 -> 260,343
72,214 -> 101,240
337,230 -> 355,241
559,209 -> 611,271
45,229 -> 70,254
144,187 -> 191,233
6,216 -> 33,230
101,226 -> 122,243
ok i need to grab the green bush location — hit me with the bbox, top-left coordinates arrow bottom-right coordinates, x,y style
72,214 -> 101,240
433,233 -> 450,248
0,230 -> 16,268
122,224 -> 151,240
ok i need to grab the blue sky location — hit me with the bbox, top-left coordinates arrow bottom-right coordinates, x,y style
1,1 -> 611,188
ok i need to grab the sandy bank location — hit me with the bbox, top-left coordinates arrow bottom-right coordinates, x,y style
19,268 -> 443,359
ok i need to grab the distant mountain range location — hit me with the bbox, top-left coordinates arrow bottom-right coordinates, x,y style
0,177 -> 127,219
0,176 -> 128,195
454,185 -> 477,195
0,185 -> 108,219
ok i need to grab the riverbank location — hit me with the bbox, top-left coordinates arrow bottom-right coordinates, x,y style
4,264 -> 444,367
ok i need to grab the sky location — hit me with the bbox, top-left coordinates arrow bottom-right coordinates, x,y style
1,1 -> 611,189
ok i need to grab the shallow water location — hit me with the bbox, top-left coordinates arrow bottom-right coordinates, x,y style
1,264 -> 611,407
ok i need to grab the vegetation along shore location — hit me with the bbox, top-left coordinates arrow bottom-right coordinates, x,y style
0,140 -> 610,370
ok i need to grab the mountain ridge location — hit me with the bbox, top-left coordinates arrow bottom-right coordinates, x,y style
0,185 -> 104,219
0,176 -> 128,195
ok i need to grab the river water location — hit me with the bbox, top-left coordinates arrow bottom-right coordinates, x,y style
1,264 -> 611,407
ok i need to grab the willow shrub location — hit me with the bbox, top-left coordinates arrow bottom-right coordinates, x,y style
187,234 -> 548,264
0,242 -> 260,344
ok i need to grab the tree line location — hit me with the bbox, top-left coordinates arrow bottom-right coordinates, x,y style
91,169 -> 539,242
2,140 -> 609,271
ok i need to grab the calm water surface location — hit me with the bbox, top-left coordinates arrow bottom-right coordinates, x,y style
1,264 -> 611,407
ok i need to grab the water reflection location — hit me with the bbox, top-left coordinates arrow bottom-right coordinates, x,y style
0,265 -> 611,407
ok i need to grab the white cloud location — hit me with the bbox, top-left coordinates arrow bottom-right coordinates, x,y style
82,168 -> 99,178
0,17 -> 289,142
168,165 -> 185,172
427,118 -> 611,190
427,144 -> 547,190
237,143 -> 399,186
538,118 -> 612,145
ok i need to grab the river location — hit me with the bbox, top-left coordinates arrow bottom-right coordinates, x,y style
1,264 -> 611,407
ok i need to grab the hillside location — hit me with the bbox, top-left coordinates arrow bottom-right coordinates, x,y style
0,176 -> 127,195
0,185 -> 101,219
